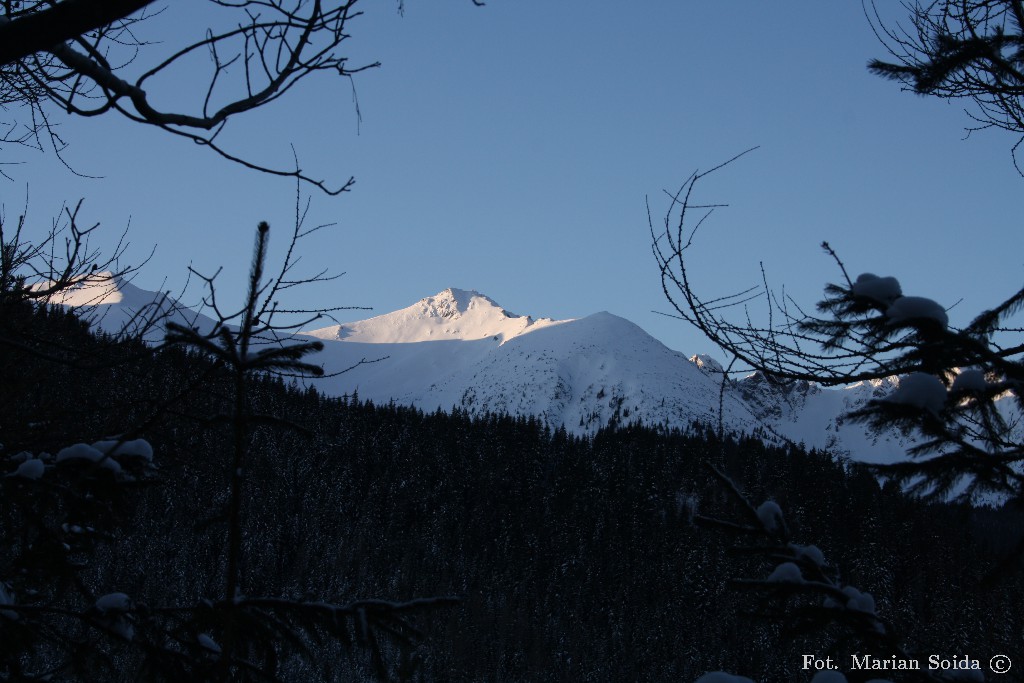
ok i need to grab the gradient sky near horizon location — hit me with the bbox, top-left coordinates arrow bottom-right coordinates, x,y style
4,1 -> 1023,360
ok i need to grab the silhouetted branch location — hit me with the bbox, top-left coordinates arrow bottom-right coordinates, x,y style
2,0 -> 489,191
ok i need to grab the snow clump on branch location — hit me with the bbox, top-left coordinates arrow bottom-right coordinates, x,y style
94,592 -> 134,640
883,372 -> 946,415
8,457 -> 44,480
840,586 -> 876,615
755,500 -> 785,533
53,439 -> 155,476
789,543 -> 825,567
951,368 -> 988,394
695,673 -> 756,683
886,296 -> 948,329
91,439 -> 154,462
851,273 -> 902,306
850,273 -> 948,328
766,562 -> 803,583
56,443 -> 121,473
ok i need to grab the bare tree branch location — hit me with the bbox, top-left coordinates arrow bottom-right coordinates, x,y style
652,153 -> 1024,502
0,1 -> 487,192
0,0 -> 158,66
867,0 -> 1024,171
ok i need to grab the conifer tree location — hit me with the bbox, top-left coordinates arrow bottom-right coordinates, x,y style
652,149 -> 1022,681
867,0 -> 1024,170
1,217 -> 455,681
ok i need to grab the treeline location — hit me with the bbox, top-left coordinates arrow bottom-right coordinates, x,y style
2,301 -> 1021,681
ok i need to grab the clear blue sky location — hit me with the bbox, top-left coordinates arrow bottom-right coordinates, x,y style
5,1 -> 1022,359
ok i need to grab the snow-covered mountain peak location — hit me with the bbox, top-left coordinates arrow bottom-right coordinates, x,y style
303,288 -> 570,345
56,277 -> 1022,495
416,288 -> 495,319
843,376 -> 901,397
33,271 -> 214,338
688,354 -> 724,375
36,271 -> 132,307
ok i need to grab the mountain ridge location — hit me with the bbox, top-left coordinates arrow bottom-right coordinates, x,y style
302,287 -> 566,345
44,277 -> 1021,472
37,272 -> 216,340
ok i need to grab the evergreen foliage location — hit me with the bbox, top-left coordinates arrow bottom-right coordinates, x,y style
1,223 -> 456,682
652,152 -> 1024,679
867,0 -> 1024,167
3,297 -> 1021,681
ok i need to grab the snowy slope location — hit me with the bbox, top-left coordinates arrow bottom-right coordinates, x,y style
305,290 -> 1020,468
735,374 -> 918,464
303,288 -> 565,344
309,308 -> 767,435
39,272 -> 215,339
741,372 -> 1024,466
50,278 -> 1021,469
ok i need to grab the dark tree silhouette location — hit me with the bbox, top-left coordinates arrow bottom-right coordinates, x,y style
0,0 -> 481,191
867,0 -> 1024,170
0,199 -> 182,359
651,148 -> 1023,504
652,153 -> 1023,681
1,215 -> 454,681
654,5 -> 1024,659
157,221 -> 455,681
0,1 -> 156,65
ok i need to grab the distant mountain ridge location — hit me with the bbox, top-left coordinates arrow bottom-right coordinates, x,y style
49,277 -> 1021,468
303,288 -> 565,344
301,292 -> 768,437
38,272 -> 216,340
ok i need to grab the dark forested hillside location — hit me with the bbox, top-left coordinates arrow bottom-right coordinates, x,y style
2,302 -> 1021,681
